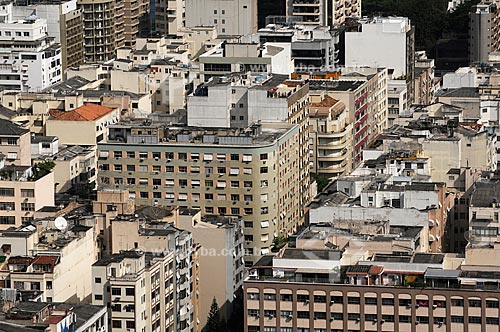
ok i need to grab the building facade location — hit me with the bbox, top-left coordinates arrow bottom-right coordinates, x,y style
97,122 -> 307,265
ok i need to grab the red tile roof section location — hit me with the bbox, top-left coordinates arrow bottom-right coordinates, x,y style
52,103 -> 114,121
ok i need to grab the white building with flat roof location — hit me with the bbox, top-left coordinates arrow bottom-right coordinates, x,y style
0,10 -> 61,91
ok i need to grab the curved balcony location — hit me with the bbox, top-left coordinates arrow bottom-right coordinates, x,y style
318,139 -> 349,150
317,150 -> 348,162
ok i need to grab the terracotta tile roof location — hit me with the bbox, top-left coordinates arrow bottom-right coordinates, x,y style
51,103 -> 114,121
310,95 -> 339,108
32,255 -> 59,266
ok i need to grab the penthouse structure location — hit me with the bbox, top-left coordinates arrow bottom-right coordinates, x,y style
197,41 -> 294,82
286,0 -> 361,26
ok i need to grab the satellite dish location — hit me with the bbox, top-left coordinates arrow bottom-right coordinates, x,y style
54,216 -> 68,231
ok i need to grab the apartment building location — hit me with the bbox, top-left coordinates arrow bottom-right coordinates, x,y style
154,0 -> 184,35
197,41 -> 294,82
0,222 -> 98,302
0,162 -> 54,229
0,8 -> 61,91
97,121 -> 306,265
0,301 -> 108,332
46,103 -> 120,145
388,80 -> 409,126
107,219 -> 194,332
309,69 -> 388,167
308,94 -> 353,178
243,248 -> 500,332
32,139 -> 97,194
13,0 -> 83,70
414,52 -> 436,105
185,0 -> 257,36
77,0 -> 124,63
469,1 -> 500,64
92,251 -> 177,332
176,210 -> 245,327
122,0 -> 149,48
0,119 -> 30,166
286,0 -> 361,26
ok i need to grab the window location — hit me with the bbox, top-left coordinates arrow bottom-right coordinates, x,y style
126,321 -> 135,329
486,300 -> 499,308
469,299 -> 481,307
314,312 -> 326,320
0,216 -> 15,225
0,188 -> 14,197
114,151 -> 122,158
382,298 -> 394,305
469,316 -> 482,324
127,165 -> 135,172
280,294 -> 292,301
399,315 -> 411,323
21,203 -> 35,211
365,314 -> 377,322
126,288 -> 134,296
451,316 -> 464,323
111,304 -> 121,312
112,320 -> 122,328
311,295 -> 325,303
365,297 -> 377,305
94,277 -> 101,283
94,294 -> 103,300
348,297 -> 360,304
178,152 -> 187,160
297,311 -> 310,319
264,293 -> 276,301
381,315 -> 394,322
111,288 -> 121,295
347,313 -> 360,321
0,202 -> 14,211
114,164 -> 122,171
7,138 -> 17,145
487,317 -> 499,325
244,221 -> 253,228
127,151 -> 135,158
244,181 -> 252,188
260,153 -> 268,160
230,181 -> 239,188
260,167 -> 268,174
417,316 -> 429,324
231,154 -> 239,161
247,293 -> 259,300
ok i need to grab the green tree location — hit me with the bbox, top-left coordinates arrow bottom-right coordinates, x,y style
271,235 -> 288,253
206,298 -> 226,332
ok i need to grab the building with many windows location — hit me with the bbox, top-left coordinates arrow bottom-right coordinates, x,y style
92,250 -> 179,332
286,0 -> 361,26
97,121 -> 307,265
0,7 -> 61,91
13,0 -> 84,70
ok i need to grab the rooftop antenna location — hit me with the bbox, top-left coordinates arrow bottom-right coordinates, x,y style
54,216 -> 68,231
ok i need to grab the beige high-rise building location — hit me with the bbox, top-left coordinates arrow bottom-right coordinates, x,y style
97,121 -> 307,265
79,0 -> 116,63
154,0 -> 185,35
79,0 -> 148,62
185,0 -> 257,35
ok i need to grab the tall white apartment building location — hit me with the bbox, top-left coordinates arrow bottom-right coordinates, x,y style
185,0 -> 258,35
0,4 -> 61,91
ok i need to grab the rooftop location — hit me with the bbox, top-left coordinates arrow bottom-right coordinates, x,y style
0,119 -> 29,136
50,103 -> 115,121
